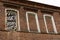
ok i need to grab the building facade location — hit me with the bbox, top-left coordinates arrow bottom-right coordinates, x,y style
0,0 -> 60,40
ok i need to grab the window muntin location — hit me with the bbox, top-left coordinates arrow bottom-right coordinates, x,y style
43,14 -> 58,33
5,8 -> 20,31
26,11 -> 40,32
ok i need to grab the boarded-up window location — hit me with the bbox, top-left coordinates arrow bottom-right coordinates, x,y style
45,16 -> 54,33
43,14 -> 57,33
26,12 -> 40,32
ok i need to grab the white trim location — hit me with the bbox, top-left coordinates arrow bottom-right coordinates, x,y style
52,16 -> 57,33
5,8 -> 20,31
26,11 -> 40,32
17,10 -> 20,31
43,14 -> 58,33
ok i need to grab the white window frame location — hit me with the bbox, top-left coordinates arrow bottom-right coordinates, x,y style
5,8 -> 20,31
43,14 -> 58,33
26,11 -> 40,32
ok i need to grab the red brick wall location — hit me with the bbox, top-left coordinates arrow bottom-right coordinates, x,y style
0,2 -> 5,30
0,31 -> 60,40
0,0 -> 60,40
53,12 -> 60,33
19,6 -> 28,31
38,10 -> 46,33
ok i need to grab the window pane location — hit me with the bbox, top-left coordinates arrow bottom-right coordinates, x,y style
6,10 -> 17,30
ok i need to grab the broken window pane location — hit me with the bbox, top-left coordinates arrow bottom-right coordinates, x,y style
6,10 -> 17,30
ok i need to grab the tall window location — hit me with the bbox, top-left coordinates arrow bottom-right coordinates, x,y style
43,14 -> 57,33
5,8 -> 20,31
26,11 -> 40,32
